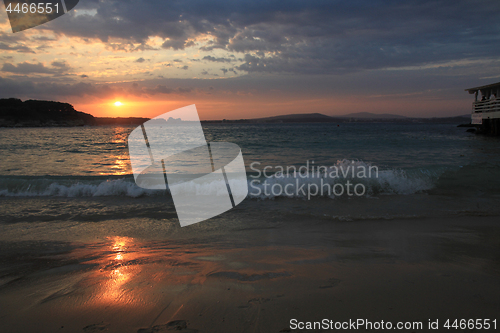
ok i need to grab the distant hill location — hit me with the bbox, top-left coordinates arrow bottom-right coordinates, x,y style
242,112 -> 468,124
0,98 -> 96,127
250,112 -> 408,123
247,112 -> 408,123
206,112 -> 470,124
0,98 -> 151,127
252,113 -> 334,122
338,112 -> 407,119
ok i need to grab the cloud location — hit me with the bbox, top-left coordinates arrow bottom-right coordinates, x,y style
220,67 -> 237,75
31,36 -> 57,42
203,55 -> 233,63
135,57 -> 146,63
51,60 -> 71,71
0,42 -> 35,53
0,77 -> 195,100
39,0 -> 499,75
1,62 -> 63,74
2,3 -> 499,73
145,84 -> 193,95
162,39 -> 195,50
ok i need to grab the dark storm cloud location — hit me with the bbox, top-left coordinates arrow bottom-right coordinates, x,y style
43,0 -> 500,74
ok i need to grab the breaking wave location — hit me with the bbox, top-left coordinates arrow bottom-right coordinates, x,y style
247,160 -> 440,199
0,160 -> 497,199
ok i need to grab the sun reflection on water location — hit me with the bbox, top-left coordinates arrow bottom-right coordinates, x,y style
98,127 -> 132,176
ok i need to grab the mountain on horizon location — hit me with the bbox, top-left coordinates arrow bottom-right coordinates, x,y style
253,113 -> 333,121
337,112 -> 407,119
251,112 -> 408,122
252,112 -> 407,121
244,112 -> 469,124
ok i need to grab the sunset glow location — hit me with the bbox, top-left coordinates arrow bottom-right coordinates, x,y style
1,1 -> 499,119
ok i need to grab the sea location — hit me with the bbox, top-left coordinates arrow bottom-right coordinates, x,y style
2,122 -> 500,332
1,122 -> 500,242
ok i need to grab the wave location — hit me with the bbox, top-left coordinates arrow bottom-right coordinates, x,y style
247,160 -> 440,199
0,177 -> 161,198
0,160 -> 498,199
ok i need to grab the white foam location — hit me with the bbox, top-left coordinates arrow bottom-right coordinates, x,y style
247,160 -> 436,199
0,160 -> 438,199
0,179 -> 161,198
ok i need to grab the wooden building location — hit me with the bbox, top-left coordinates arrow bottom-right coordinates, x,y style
465,82 -> 500,135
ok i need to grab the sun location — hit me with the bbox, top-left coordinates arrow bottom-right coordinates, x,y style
114,101 -> 123,107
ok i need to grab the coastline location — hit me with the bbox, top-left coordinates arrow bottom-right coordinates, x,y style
1,98 -> 471,127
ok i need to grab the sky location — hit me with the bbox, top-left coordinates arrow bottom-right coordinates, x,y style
1,0 -> 500,119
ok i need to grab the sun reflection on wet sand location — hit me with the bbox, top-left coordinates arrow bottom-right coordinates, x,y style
94,237 -> 136,305
81,236 -> 221,308
112,236 -> 129,252
0,236 -> 331,332
76,236 -> 240,310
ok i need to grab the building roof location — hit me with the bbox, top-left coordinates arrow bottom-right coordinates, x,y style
465,81 -> 500,93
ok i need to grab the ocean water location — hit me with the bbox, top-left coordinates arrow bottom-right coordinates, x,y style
1,123 -> 500,238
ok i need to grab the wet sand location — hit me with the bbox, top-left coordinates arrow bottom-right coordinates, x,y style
0,212 -> 499,333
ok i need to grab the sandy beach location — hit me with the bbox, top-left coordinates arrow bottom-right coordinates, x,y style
1,195 -> 499,332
